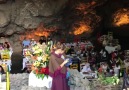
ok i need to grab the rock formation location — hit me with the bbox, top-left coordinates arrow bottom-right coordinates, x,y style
0,0 -> 129,52
0,0 -> 68,52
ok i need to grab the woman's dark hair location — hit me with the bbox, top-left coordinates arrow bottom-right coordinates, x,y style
4,42 -> 10,49
0,65 -> 5,74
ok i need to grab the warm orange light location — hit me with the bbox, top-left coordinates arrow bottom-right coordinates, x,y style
115,14 -> 129,26
73,22 -> 90,35
114,9 -> 129,26
91,1 -> 96,5
76,3 -> 87,11
76,1 -> 96,11
34,31 -> 50,37
19,23 -> 56,41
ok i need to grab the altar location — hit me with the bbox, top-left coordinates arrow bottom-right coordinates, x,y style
29,72 -> 52,88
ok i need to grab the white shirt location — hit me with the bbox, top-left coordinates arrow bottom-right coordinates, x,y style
114,65 -> 120,76
81,63 -> 91,72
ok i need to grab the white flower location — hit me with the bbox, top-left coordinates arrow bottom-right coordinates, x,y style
37,56 -> 42,61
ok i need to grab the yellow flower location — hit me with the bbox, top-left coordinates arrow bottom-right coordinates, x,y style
36,62 -> 40,66
33,62 -> 37,66
33,61 -> 40,67
42,58 -> 47,62
38,49 -> 42,52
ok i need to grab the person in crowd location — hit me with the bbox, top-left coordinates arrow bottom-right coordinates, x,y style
21,61 -> 32,73
122,66 -> 129,89
108,35 -> 113,43
88,52 -> 96,65
0,45 -> 4,59
102,63 -> 108,75
82,50 -> 87,57
90,64 -> 98,78
98,64 -> 103,74
98,62 -> 109,75
3,42 -> 10,49
49,42 -> 70,90
1,42 -> 12,71
102,38 -> 108,46
80,41 -> 86,52
100,47 -> 109,62
22,37 -> 30,48
39,36 -> 46,44
81,62 -> 91,74
74,44 -> 80,55
124,58 -> 129,68
23,45 -> 31,57
30,39 -> 37,46
110,56 -> 119,68
85,40 -> 93,50
80,62 -> 96,78
113,62 -> 120,77
0,65 -> 5,74
90,63 -> 97,72
66,46 -> 75,55
111,50 -> 118,60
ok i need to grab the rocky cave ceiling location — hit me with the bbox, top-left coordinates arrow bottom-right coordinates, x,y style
0,0 -> 129,52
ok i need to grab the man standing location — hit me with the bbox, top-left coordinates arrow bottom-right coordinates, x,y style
22,37 -> 30,48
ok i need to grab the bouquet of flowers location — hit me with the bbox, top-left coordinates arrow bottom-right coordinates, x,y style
31,41 -> 52,79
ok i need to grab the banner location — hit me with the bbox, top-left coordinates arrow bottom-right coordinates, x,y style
1,51 -> 10,60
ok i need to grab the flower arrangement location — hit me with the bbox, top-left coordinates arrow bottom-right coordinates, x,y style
31,41 -> 52,79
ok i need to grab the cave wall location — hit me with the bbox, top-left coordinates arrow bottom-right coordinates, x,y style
0,0 -> 68,52
0,0 -> 129,52
95,0 -> 129,34
95,0 -> 129,50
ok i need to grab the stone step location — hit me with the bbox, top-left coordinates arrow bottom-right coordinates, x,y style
0,82 -> 6,90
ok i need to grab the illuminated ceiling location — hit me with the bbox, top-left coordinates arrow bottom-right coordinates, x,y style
113,9 -> 129,26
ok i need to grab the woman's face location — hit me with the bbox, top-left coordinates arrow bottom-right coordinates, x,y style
60,44 -> 65,50
56,42 -> 61,49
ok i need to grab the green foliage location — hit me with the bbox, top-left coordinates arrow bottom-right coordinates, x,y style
98,73 -> 120,85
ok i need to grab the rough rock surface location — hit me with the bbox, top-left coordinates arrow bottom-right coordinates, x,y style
1,0 -> 127,52
1,71 -> 90,90
1,72 -> 123,90
0,0 -> 68,52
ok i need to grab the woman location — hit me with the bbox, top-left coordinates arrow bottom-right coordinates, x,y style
49,43 -> 70,90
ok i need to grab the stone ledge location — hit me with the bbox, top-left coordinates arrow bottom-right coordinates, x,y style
0,82 -> 6,90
